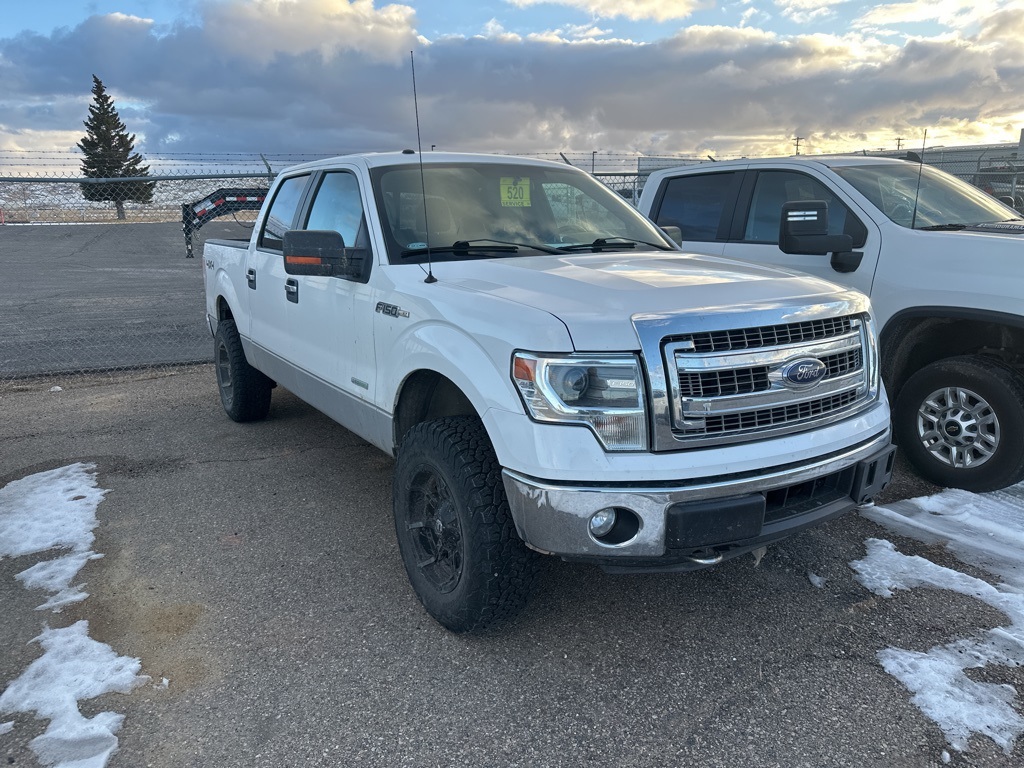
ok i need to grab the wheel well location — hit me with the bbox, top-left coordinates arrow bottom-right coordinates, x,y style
216,296 -> 234,322
392,371 -> 478,453
881,315 -> 1024,396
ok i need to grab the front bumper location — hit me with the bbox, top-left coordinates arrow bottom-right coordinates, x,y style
502,431 -> 895,573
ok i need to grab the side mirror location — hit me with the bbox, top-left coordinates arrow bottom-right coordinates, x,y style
660,225 -> 683,246
779,200 -> 862,273
282,230 -> 365,279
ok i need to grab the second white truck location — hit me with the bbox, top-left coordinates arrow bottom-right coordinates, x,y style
204,151 -> 894,632
639,156 -> 1024,492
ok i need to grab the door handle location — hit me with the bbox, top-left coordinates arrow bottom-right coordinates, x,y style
246,268 -> 257,289
285,278 -> 299,304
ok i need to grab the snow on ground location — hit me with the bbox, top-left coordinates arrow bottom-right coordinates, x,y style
0,464 -> 149,768
3,462 -> 1024,763
854,483 -> 1024,754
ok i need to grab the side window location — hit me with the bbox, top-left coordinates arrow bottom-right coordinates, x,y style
744,171 -> 868,247
258,174 -> 309,251
653,172 -> 738,242
305,172 -> 366,247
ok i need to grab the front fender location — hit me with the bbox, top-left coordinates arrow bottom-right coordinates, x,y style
380,320 -> 571,464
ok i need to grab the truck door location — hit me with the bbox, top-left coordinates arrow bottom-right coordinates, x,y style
246,173 -> 311,362
722,169 -> 882,296
285,169 -> 378,404
645,170 -> 742,256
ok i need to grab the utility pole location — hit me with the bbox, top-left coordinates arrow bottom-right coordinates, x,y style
794,136 -> 804,155
895,137 -> 904,151
591,150 -> 597,172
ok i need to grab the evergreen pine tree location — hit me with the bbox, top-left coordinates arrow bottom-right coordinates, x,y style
77,75 -> 155,220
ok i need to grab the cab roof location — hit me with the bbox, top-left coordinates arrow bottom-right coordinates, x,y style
278,151 -> 577,175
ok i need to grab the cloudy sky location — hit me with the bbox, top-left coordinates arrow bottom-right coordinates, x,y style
1,0 -> 1023,161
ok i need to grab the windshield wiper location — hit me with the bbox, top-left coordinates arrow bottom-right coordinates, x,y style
557,236 -> 669,253
453,238 -> 565,255
401,241 -> 519,259
918,224 -> 968,231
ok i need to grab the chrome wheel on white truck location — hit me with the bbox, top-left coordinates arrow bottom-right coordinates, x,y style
895,356 -> 1024,492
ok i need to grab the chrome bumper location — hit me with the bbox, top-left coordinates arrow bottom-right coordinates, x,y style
502,430 -> 894,566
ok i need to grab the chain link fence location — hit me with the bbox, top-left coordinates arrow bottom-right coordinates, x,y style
2,142 -> 1021,389
0,172 -> 274,390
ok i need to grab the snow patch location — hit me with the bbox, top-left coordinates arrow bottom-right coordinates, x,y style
0,464 -> 148,768
853,482 -> 1024,754
0,622 -> 148,767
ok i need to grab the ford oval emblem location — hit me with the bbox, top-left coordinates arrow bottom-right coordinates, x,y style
782,358 -> 827,388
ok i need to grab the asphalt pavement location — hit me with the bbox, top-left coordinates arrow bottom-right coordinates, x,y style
0,221 -> 246,379
1,364 -> 1018,768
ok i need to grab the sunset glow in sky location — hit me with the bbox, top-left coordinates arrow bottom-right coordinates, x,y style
1,0 -> 1022,159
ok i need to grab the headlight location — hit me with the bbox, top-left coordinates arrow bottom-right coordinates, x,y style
512,352 -> 648,451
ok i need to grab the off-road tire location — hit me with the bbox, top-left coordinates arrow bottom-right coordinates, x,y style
895,355 -> 1024,492
214,318 -> 272,422
393,416 -> 540,633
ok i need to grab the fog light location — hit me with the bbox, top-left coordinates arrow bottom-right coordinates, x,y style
589,509 -> 617,538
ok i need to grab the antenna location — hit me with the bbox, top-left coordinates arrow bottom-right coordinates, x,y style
910,129 -> 927,230
410,50 -> 436,284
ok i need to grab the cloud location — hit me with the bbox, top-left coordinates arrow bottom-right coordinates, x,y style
856,0 -> 1007,29
775,0 -> 847,24
504,0 -> 701,23
0,0 -> 1022,160
204,0 -> 417,65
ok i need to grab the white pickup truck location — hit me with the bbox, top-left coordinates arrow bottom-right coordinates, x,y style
639,156 -> 1024,493
203,151 -> 894,632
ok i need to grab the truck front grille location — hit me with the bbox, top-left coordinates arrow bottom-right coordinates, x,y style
677,316 -> 854,353
661,313 -> 873,448
676,349 -> 861,400
680,390 -> 861,436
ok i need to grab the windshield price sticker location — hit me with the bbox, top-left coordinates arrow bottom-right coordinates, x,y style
500,177 -> 531,207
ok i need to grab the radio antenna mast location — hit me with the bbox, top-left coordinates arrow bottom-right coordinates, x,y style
411,50 -> 436,284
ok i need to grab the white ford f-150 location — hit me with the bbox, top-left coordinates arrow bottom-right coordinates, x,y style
639,156 -> 1024,493
204,151 -> 894,632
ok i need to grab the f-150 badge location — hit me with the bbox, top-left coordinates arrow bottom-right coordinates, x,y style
375,302 -> 410,318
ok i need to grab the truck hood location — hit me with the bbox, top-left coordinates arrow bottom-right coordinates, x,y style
437,250 -> 855,350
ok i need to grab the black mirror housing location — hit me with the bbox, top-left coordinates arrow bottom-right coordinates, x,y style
282,230 -> 365,279
778,200 -> 853,256
660,225 -> 683,246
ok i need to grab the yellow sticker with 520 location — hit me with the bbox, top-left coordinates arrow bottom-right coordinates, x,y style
500,177 -> 531,207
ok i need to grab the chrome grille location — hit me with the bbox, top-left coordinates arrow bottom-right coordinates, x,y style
678,390 -> 861,436
822,348 -> 861,377
672,317 -> 854,354
678,367 -> 771,398
663,313 -> 873,447
676,348 -> 862,400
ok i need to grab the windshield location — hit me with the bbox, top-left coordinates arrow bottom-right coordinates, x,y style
833,163 -> 1022,229
370,162 -> 674,263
